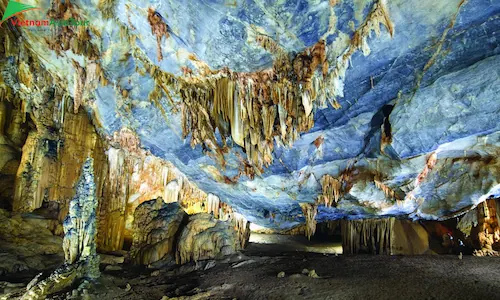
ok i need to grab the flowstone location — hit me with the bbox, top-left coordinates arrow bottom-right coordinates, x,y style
22,158 -> 100,299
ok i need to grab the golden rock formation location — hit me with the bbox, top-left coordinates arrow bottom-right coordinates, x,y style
471,199 -> 500,256
341,218 -> 430,255
130,198 -> 186,265
176,213 -> 240,265
300,203 -> 318,240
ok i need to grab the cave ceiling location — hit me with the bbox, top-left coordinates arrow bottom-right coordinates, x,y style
6,0 -> 500,229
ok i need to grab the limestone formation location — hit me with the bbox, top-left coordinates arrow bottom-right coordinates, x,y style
341,218 -> 430,255
342,218 -> 394,255
468,199 -> 500,256
176,213 -> 240,265
300,203 -> 318,240
130,198 -> 186,265
0,209 -> 63,277
22,158 -> 100,299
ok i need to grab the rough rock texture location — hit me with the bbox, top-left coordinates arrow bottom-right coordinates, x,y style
469,198 -> 500,256
0,209 -> 63,277
176,213 -> 240,264
22,158 -> 100,299
2,0 -> 500,232
391,220 -> 430,255
130,198 -> 186,265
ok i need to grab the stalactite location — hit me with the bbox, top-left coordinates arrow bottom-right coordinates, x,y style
164,180 -> 181,203
374,175 -> 397,200
324,0 -> 394,105
72,60 -> 86,114
319,175 -> 342,207
341,218 -> 394,255
300,203 -> 317,240
233,212 -> 251,248
207,193 -> 221,218
147,8 -> 170,62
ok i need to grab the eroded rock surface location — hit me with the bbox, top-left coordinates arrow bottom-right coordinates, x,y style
176,214 -> 240,264
130,198 -> 186,265
0,209 -> 63,277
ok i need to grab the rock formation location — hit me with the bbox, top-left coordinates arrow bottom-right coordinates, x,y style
176,213 -> 240,265
22,158 -> 100,299
458,198 -> 500,256
0,0 -> 498,287
341,218 -> 429,255
130,198 -> 186,265
0,209 -> 63,277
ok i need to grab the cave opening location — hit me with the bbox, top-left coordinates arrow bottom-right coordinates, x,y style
247,222 -> 343,256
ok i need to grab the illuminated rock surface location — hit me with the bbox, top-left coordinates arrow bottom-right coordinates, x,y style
22,158 -> 100,300
0,0 -> 500,298
176,213 -> 241,264
1,0 -> 499,231
130,198 -> 186,265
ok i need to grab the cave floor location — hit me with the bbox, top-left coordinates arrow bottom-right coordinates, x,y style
91,244 -> 500,300
3,243 -> 500,300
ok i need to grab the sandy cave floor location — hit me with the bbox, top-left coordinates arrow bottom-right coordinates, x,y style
2,238 -> 500,300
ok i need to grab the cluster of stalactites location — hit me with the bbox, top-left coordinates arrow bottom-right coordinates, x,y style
341,218 -> 394,255
318,168 -> 353,207
173,1 -> 395,177
205,193 -> 251,248
300,203 -> 318,240
319,175 -> 342,207
180,71 -> 317,176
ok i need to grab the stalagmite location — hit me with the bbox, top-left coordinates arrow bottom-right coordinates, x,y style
300,203 -> 318,240
23,158 -> 100,300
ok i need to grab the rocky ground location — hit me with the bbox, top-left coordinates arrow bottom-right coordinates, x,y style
2,241 -> 500,300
